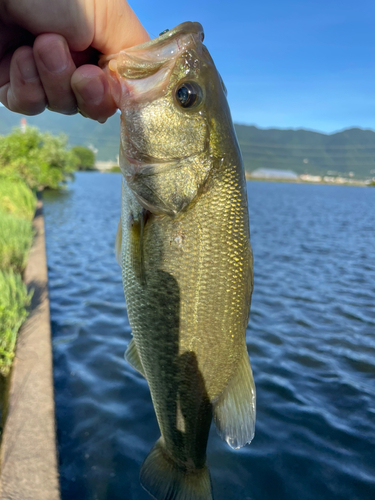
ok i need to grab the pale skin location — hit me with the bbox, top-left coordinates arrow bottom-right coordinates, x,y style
0,0 -> 149,122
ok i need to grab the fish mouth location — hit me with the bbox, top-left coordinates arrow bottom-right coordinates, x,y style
127,21 -> 204,52
100,22 -> 204,83
99,22 -> 205,106
100,22 -> 204,67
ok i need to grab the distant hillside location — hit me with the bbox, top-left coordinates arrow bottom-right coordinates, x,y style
235,125 -> 375,179
1,107 -> 375,178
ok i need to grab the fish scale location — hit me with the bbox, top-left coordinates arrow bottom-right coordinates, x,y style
103,21 -> 256,500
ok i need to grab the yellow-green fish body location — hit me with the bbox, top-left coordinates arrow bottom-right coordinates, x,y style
104,22 -> 255,500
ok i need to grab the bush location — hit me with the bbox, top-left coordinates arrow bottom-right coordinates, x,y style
0,127 -> 78,189
0,211 -> 34,273
0,270 -> 32,376
71,146 -> 96,170
109,166 -> 121,173
0,178 -> 36,221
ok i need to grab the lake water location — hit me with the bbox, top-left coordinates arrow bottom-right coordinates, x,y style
43,173 -> 375,500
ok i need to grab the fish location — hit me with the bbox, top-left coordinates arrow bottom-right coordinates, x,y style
102,21 -> 255,500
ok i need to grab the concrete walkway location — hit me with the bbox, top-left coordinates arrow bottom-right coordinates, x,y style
0,198 -> 61,500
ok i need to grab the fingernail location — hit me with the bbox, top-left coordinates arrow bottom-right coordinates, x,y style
39,39 -> 69,73
17,54 -> 39,83
0,83 -> 11,108
75,75 -> 105,106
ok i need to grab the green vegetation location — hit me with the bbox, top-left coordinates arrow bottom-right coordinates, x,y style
0,126 -> 98,376
0,177 -> 36,274
0,108 -> 112,162
0,270 -> 32,376
0,211 -> 34,273
0,177 -> 35,375
0,127 -> 78,189
0,133 -> 42,374
0,178 -> 36,220
71,145 -> 96,170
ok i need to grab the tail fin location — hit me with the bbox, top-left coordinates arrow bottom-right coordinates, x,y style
140,438 -> 213,500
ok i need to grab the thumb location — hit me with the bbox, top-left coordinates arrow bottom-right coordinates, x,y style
92,0 -> 150,54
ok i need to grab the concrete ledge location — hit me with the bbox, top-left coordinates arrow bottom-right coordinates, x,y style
0,197 -> 61,500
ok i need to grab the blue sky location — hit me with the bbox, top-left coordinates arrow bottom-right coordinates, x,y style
132,0 -> 375,133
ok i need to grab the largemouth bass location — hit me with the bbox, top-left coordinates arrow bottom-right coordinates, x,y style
103,21 -> 255,500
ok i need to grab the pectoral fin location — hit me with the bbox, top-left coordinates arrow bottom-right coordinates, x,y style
130,209 -> 149,285
115,218 -> 122,266
125,338 -> 145,377
213,348 -> 256,449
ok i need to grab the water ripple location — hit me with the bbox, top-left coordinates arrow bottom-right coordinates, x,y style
43,175 -> 375,500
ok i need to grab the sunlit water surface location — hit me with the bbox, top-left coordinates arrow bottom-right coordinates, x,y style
43,173 -> 375,500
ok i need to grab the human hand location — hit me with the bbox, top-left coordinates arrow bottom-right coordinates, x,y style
0,0 -> 149,121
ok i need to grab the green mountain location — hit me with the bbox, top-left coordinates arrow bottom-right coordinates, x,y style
235,125 -> 375,178
1,107 -> 375,179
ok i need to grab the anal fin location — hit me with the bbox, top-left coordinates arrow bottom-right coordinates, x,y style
125,338 -> 146,377
213,347 -> 256,449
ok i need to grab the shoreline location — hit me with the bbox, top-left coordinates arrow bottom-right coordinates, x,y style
91,167 -> 372,187
244,174 -> 371,187
0,196 -> 61,500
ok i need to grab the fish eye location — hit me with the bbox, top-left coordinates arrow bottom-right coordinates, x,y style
175,82 -> 202,109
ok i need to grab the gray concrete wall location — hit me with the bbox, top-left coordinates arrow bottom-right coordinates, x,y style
0,198 -> 61,500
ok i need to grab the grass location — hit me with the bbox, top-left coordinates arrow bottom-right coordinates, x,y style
0,178 -> 36,221
0,131 -> 73,376
0,270 -> 32,376
0,211 -> 34,273
0,178 -> 35,376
